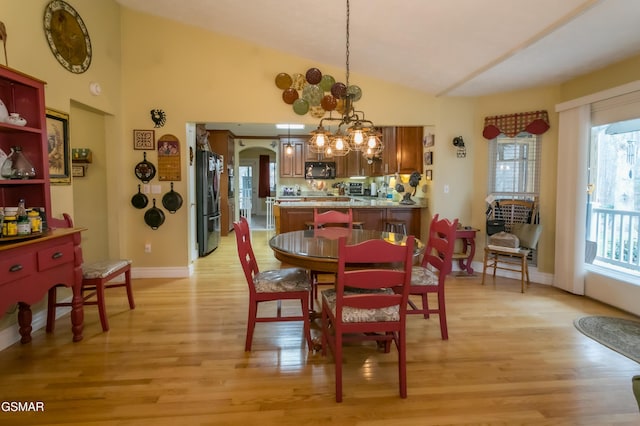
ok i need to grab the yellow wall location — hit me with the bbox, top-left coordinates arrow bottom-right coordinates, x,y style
3,0 -> 640,334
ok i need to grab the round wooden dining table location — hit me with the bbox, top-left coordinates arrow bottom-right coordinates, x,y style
268,228 -> 425,271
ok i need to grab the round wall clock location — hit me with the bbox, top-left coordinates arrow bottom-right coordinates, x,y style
43,1 -> 92,74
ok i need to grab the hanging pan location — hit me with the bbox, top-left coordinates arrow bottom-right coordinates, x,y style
162,182 -> 183,213
131,184 -> 149,209
144,198 -> 165,230
134,151 -> 156,183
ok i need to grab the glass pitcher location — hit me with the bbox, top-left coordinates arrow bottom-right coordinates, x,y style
1,146 -> 36,179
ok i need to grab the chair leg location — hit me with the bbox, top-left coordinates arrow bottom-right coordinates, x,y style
398,329 -> 407,398
45,286 -> 58,333
481,250 -> 489,286
95,283 -> 110,332
301,295 -> 312,351
245,301 -> 258,351
421,293 -> 430,319
438,291 -> 448,340
124,268 -> 135,309
335,332 -> 343,403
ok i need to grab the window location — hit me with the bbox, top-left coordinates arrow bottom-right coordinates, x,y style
488,133 -> 541,197
586,118 -> 640,275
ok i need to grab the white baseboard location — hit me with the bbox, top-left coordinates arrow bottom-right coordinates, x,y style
131,266 -> 191,279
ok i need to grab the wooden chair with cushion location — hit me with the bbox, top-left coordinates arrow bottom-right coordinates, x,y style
233,217 -> 312,351
321,235 -> 415,402
310,208 -> 354,310
46,213 -> 134,333
407,214 -> 458,340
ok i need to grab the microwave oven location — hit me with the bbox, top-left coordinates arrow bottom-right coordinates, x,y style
304,162 -> 336,179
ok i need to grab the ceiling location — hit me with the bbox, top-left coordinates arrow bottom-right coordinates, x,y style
115,0 -> 640,136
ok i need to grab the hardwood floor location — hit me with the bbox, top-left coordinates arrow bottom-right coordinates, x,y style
1,230 -> 639,425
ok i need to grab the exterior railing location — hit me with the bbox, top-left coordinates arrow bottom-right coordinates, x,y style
588,206 -> 640,272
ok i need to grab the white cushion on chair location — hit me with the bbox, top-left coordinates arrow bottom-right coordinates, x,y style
82,260 -> 132,279
253,267 -> 310,293
322,288 -> 399,322
410,266 -> 438,286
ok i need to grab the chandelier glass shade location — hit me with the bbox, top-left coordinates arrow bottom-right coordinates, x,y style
307,0 -> 383,161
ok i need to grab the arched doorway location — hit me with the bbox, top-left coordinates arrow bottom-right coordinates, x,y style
237,141 -> 277,230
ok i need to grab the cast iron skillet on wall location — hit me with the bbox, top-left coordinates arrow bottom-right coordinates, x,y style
131,184 -> 149,209
144,198 -> 165,230
134,152 -> 156,183
162,182 -> 183,213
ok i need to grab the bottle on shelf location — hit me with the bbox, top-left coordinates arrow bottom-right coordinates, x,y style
16,199 -> 30,235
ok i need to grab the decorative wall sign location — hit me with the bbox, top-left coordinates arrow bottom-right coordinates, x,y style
157,134 -> 181,181
133,129 -> 155,150
46,108 -> 71,184
72,164 -> 85,177
423,133 -> 434,147
43,0 -> 92,74
150,109 -> 166,128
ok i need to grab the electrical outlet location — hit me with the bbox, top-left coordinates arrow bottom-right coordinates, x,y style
151,185 -> 161,194
144,243 -> 151,253
142,184 -> 150,194
444,184 -> 450,194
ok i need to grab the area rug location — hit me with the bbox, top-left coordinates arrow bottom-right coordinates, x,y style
574,316 -> 640,363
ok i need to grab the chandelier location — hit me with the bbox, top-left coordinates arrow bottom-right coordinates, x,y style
307,0 -> 383,163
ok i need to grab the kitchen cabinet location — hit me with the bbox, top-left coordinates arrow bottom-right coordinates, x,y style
0,65 -> 51,221
370,126 -> 422,176
353,208 -> 386,230
209,130 -> 235,235
373,127 -> 397,176
279,137 -> 305,178
396,126 -> 423,173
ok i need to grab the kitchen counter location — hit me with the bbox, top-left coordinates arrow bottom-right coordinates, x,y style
276,195 -> 426,208
274,197 -> 426,235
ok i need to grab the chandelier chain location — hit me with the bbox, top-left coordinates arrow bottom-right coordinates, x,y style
345,0 -> 350,88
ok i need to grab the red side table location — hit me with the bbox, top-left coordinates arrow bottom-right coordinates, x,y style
452,227 -> 478,274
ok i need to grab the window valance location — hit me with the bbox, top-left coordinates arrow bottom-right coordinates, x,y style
483,110 -> 550,139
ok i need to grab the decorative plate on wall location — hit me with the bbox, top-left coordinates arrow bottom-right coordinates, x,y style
43,0 -> 92,74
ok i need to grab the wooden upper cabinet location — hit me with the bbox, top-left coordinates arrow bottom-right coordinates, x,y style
396,126 -> 423,173
279,137 -> 305,177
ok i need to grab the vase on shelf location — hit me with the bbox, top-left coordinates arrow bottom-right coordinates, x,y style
0,98 -> 8,123
1,146 -> 36,179
6,113 -> 27,127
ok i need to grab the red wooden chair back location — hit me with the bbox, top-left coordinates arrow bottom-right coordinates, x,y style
336,237 -> 414,314
233,217 -> 259,292
313,208 -> 353,229
421,213 -> 459,275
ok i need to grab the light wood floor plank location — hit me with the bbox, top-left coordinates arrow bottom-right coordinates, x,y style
0,229 -> 639,425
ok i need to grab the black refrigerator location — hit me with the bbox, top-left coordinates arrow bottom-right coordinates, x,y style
196,150 -> 222,256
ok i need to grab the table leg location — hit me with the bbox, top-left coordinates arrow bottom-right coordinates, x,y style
457,237 -> 476,274
17,302 -> 32,344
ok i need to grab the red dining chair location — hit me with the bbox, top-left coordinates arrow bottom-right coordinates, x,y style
407,214 -> 458,340
321,235 -> 415,402
313,208 -> 353,229
233,217 -> 313,351
46,213 -> 135,333
310,208 -> 354,310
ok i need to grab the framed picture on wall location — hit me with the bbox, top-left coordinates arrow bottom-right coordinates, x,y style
46,108 -> 71,185
425,169 -> 433,181
133,129 -> 155,150
424,151 -> 433,166
72,164 -> 85,177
